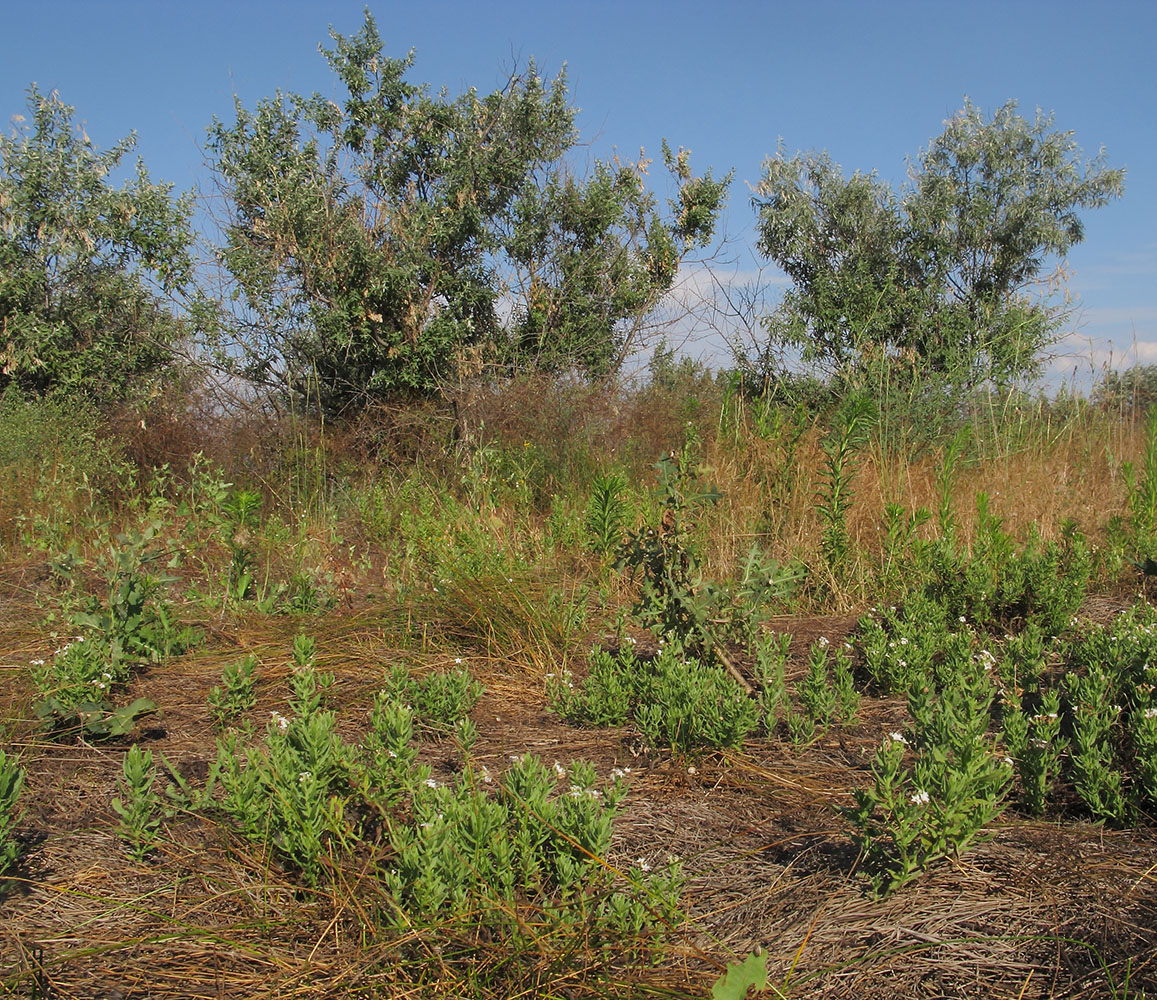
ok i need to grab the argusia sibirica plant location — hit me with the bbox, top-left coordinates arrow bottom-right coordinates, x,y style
207,653 -> 260,728
379,753 -> 684,964
1001,688 -> 1068,817
796,637 -> 860,736
1059,604 -> 1157,822
855,594 -> 954,696
382,660 -> 483,734
548,640 -> 761,752
206,636 -> 680,974
840,634 -> 1012,897
214,636 -> 353,885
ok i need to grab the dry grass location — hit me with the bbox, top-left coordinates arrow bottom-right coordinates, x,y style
3,584 -> 1156,999
2,382 -> 1157,997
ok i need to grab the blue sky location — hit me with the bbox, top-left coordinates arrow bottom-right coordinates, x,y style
3,0 -> 1154,388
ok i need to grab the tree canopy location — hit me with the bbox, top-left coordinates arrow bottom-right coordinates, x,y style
207,12 -> 729,416
751,99 -> 1125,391
0,86 -> 193,401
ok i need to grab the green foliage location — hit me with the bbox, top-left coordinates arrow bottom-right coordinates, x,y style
1065,663 -> 1132,824
855,595 -> 952,695
221,489 -> 263,605
0,85 -> 193,400
711,949 -> 769,1000
383,661 -> 484,734
816,393 -> 873,572
31,525 -> 191,736
380,752 -> 683,975
72,524 -> 196,669
584,472 -> 630,555
1120,405 -> 1157,571
111,744 -> 162,861
752,98 -> 1124,390
207,11 -> 727,413
215,644 -> 353,886
617,447 -> 723,650
633,645 -> 762,751
207,654 -> 260,727
752,631 -> 790,731
210,634 -> 680,979
876,501 -> 932,600
616,444 -> 799,666
1093,365 -> 1157,417
797,640 -> 839,732
0,748 -> 24,874
925,497 -> 1092,634
841,639 -> 1012,897
1002,688 -> 1067,817
549,641 -> 760,752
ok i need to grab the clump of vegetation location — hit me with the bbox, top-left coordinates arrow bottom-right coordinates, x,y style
31,525 -> 196,737
549,641 -> 762,752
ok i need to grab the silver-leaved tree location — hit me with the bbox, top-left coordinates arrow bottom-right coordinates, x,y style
0,86 -> 194,402
207,12 -> 730,416
751,98 -> 1125,394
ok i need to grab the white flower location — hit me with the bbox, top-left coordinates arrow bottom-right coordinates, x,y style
610,767 -> 631,780
910,789 -> 930,806
270,711 -> 290,731
687,765 -> 697,775
553,761 -> 567,779
30,658 -> 44,666
298,771 -> 312,784
889,731 -> 908,746
1144,707 -> 1157,720
479,766 -> 493,784
818,636 -> 830,647
454,657 -> 463,665
424,778 -> 439,789
636,857 -> 653,872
